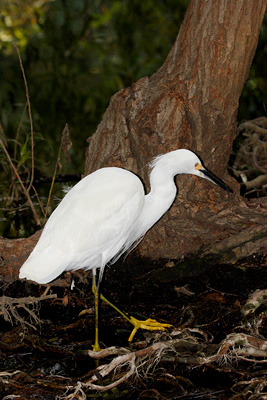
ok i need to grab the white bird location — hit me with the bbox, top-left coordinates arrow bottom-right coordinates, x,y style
19,149 -> 230,350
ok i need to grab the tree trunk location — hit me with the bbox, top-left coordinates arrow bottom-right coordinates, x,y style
84,0 -> 267,263
1,0 -> 267,282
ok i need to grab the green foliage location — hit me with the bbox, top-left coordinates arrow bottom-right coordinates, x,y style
0,0 -> 188,176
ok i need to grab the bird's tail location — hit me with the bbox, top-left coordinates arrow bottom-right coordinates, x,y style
19,248 -> 67,284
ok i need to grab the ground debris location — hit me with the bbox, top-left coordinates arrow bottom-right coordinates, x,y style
60,329 -> 267,395
1,262 -> 267,399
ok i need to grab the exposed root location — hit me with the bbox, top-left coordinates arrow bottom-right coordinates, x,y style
57,382 -> 87,400
241,288 -> 267,316
58,328 -> 267,397
231,377 -> 267,400
2,286 -> 267,399
201,332 -> 267,364
0,293 -> 57,329
83,341 -> 174,391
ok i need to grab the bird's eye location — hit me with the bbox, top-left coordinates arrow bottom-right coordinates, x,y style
195,163 -> 202,171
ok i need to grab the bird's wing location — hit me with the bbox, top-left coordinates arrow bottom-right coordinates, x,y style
20,168 -> 144,283
42,168 -> 144,252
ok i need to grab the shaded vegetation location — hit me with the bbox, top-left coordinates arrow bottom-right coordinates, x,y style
0,0 -> 188,174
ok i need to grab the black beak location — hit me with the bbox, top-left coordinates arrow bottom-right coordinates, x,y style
201,168 -> 232,193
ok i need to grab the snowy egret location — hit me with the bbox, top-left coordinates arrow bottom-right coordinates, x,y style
19,149 -> 230,350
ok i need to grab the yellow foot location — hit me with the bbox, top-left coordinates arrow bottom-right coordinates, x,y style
128,316 -> 171,342
92,342 -> 102,352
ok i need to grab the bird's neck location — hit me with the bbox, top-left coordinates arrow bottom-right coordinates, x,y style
137,164 -> 177,236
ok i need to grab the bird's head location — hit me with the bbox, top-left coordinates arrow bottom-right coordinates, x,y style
179,149 -> 231,192
152,149 -> 231,192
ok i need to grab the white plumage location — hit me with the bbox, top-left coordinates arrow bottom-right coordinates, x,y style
19,149 -> 230,285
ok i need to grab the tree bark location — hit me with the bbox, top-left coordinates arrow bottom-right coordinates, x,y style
1,0 -> 267,282
84,0 -> 267,262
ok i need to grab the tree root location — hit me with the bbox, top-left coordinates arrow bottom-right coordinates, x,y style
231,377 -> 267,400
241,288 -> 267,316
59,330 -> 267,396
202,332 -> 267,364
0,293 -> 57,329
1,287 -> 267,399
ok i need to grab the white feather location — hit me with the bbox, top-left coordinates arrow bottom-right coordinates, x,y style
19,149 -> 229,285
